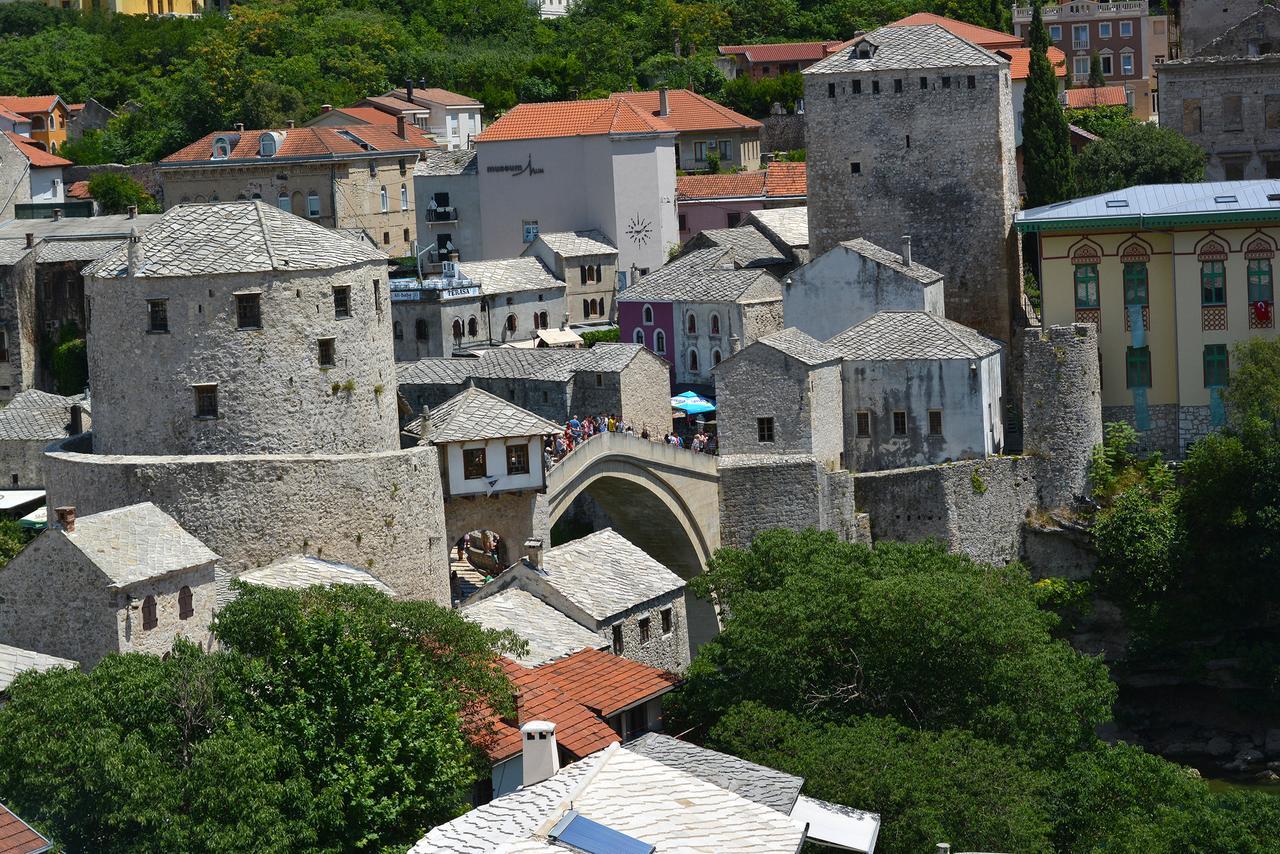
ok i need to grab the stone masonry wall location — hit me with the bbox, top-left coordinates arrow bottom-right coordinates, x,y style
615,350 -> 678,438
601,589 -> 690,674
718,453 -> 855,549
444,489 -> 548,567
761,112 -> 805,154
0,438 -> 57,489
45,436 -> 450,603
1022,323 -> 1103,508
115,563 -> 218,660
1102,403 -> 1181,458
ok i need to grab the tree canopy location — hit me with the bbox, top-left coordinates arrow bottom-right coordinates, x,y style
1073,121 -> 1206,196
1021,1 -> 1074,207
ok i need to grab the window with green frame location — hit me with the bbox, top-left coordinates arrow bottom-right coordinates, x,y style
1123,262 -> 1148,305
1203,343 -> 1229,387
1247,258 -> 1274,303
1126,345 -> 1151,388
1201,260 -> 1226,305
1074,264 -> 1099,308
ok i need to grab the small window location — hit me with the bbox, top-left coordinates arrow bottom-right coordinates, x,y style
892,411 -> 907,435
661,608 -> 672,635
633,328 -> 645,345
688,349 -> 699,372
373,279 -> 382,314
726,211 -> 742,227
415,318 -> 428,340
1126,346 -> 1152,388
235,293 -> 261,329
679,213 -> 687,231
369,161 -> 377,178
317,337 -> 336,367
712,349 -> 722,366
639,617 -> 652,644
506,443 -> 530,475
967,75 -> 976,89
893,78 -> 903,93
942,76 -> 951,89
856,411 -> 870,437
654,329 -> 666,354
147,299 -> 168,333
827,82 -> 836,98
333,286 -> 351,319
687,314 -> 697,334
710,313 -> 720,335
522,220 -> 539,243
928,409 -> 943,436
1099,21 -> 1111,38
399,158 -> 407,176
462,447 -> 487,480
1248,258 -> 1274,303
467,316 -> 478,337
643,304 -> 654,325
394,321 -> 403,340
1124,263 -> 1149,307
506,313 -> 517,333
612,624 -> 623,654
179,586 -> 194,620
277,192 -> 289,212
258,133 -> 278,157
1204,344 -> 1229,388
595,373 -> 603,387
453,318 -> 464,339
757,417 -> 775,443
1074,264 -> 1100,308
211,137 -> 231,159
850,162 -> 861,175
872,80 -> 880,94
1119,20 -> 1132,37
1201,260 -> 1226,305
403,227 -> 410,244
919,76 -> 928,90
307,192 -> 320,218
194,384 -> 218,419
380,186 -> 389,213
142,595 -> 157,630
400,184 -> 409,211
382,232 -> 390,246
852,80 -> 862,95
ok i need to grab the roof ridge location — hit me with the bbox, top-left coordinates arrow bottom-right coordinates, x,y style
253,201 -> 281,269
537,742 -> 623,835
924,311 -> 982,356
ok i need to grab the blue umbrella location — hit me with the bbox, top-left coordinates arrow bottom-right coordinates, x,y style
671,391 -> 716,414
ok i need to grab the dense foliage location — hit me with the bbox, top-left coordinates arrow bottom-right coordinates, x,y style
1073,121 -> 1207,196
0,584 -> 522,851
1021,0 -> 1073,207
84,172 -> 161,214
1064,103 -> 1135,139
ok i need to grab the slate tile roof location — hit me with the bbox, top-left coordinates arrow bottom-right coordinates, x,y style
0,389 -> 82,441
690,226 -> 790,267
840,237 -> 943,284
613,89 -> 762,131
397,343 -> 648,385
456,256 -> 563,296
385,87 -> 482,108
998,46 -> 1068,79
238,555 -> 394,595
626,733 -> 804,814
1064,85 -> 1129,109
891,12 -> 1024,49
425,386 -> 561,443
806,24 -> 1004,74
0,643 -> 78,694
748,206 -> 808,248
0,802 -> 52,854
413,148 -> 478,176
619,248 -> 782,303
541,529 -> 685,621
5,389 -> 80,411
3,133 -> 70,168
161,124 -> 433,164
534,229 -> 617,258
83,201 -> 386,279
63,502 -> 219,589
754,328 -> 843,366
461,587 -> 608,667
36,239 -> 124,263
475,98 -> 673,142
719,41 -> 844,63
826,310 -> 1002,360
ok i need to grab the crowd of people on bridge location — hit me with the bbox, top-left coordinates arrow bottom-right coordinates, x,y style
545,413 -> 717,467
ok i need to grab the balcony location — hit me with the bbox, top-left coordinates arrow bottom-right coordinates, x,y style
426,206 -> 458,223
1015,1 -> 1147,21
1072,38 -> 1090,50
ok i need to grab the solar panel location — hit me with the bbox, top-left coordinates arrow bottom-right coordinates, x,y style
548,810 -> 655,854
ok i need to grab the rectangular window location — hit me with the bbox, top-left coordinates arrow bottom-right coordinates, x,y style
333,286 -> 351,319
1074,265 -> 1100,308
1203,344 -> 1229,388
717,139 -> 732,160
893,78 -> 903,93
1120,20 -> 1132,37
726,211 -> 742,227
307,194 -> 320,218
872,80 -> 880,94
1123,263 -> 1149,306
850,161 -> 861,174
639,616 -> 651,644
941,76 -> 951,89
892,411 -> 907,435
1183,99 -> 1202,133
1050,24 -> 1062,40
920,76 -> 928,89
1121,53 -> 1134,75
373,280 -> 382,314
462,447 -> 487,480
1201,260 -> 1226,305
661,607 -> 672,634
1073,55 -> 1090,79
1224,95 -> 1244,131
856,410 -> 871,437
317,337 -> 335,367
827,82 -> 836,98
928,409 -> 943,436
1267,95 -> 1280,129
694,141 -> 707,161
235,292 -> 261,329
147,299 -> 168,333
1099,22 -> 1111,38
505,443 -> 529,475
1126,346 -> 1151,388
852,79 -> 861,94
678,213 -> 687,232
1248,259 -> 1274,302
1072,23 -> 1089,49
1100,54 -> 1114,75
612,624 -> 623,654
757,417 -> 775,443
194,383 -> 218,419
399,158 -> 407,176
522,220 -> 538,243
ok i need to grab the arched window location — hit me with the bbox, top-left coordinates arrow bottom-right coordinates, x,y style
467,316 -> 478,337
400,184 -> 409,211
277,192 -> 290,212
643,304 -> 654,325
380,186 -> 389,213
687,313 -> 697,334
712,348 -> 722,366
506,314 -> 517,332
416,318 -> 428,340
654,329 -> 666,354
179,586 -> 194,620
533,313 -> 541,330
583,298 -> 590,318
29,115 -> 44,131
688,349 -> 699,372
452,318 -> 464,340
633,328 -> 645,345
710,313 -> 721,335
211,136 -> 231,159
393,320 -> 403,340
142,595 -> 157,630
251,192 -> 262,200
258,133 -> 278,157
539,311 -> 548,328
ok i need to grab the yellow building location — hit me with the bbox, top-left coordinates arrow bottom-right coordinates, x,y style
1017,181 -> 1280,456
0,96 -> 69,154
45,0 -> 204,15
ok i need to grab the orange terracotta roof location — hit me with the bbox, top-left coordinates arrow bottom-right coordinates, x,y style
1064,85 -> 1129,109
537,647 -> 682,717
66,103 -> 85,112
999,46 -> 1067,79
325,107 -> 400,126
677,162 -> 806,201
891,12 -> 1024,49
765,161 -> 806,197
4,133 -> 70,168
0,96 -> 60,116
718,41 -> 844,63
66,180 -> 91,200
161,124 -> 433,164
613,89 -> 762,132
475,98 -> 673,142
0,802 -> 51,854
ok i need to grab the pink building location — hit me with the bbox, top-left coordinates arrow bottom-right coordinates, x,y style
717,41 -> 845,79
676,162 -> 806,244
618,299 -> 675,372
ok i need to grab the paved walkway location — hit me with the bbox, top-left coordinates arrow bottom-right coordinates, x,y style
450,557 -> 486,604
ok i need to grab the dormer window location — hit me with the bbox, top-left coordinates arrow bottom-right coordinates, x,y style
855,42 -> 875,59
258,131 -> 284,157
211,136 -> 232,159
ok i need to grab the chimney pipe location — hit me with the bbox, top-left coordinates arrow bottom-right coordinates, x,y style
524,537 -> 544,570
448,250 -> 459,262
69,403 -> 83,435
901,235 -> 912,267
729,334 -> 741,354
234,122 -> 244,132
126,205 -> 137,219
404,78 -> 414,103
52,208 -> 62,221
418,77 -> 427,90
658,87 -> 669,117
24,232 -> 33,249
286,119 -> 295,129
127,226 -> 143,277
53,506 -> 76,532
321,104 -> 332,113
417,406 -> 431,443
936,845 -> 951,854
396,115 -> 407,140
520,721 -> 560,787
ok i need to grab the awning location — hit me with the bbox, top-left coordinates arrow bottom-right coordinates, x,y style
671,390 -> 715,414
19,505 -> 46,530
790,795 -> 880,853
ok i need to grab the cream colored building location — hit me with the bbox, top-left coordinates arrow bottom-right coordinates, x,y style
159,124 -> 434,257
1018,181 -> 1280,456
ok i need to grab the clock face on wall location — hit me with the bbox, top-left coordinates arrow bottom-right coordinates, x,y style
626,214 -> 653,245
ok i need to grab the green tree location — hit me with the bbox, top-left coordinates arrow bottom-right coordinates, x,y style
85,172 -> 160,215
1022,1 -> 1074,207
51,337 -> 87,396
1074,121 -> 1206,196
1092,485 -> 1179,633
0,518 -> 33,569
1088,50 -> 1106,87
1223,336 -> 1280,430
1064,103 -> 1135,138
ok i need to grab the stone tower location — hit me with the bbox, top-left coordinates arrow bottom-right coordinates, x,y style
802,24 -> 1021,344
1022,323 -> 1103,509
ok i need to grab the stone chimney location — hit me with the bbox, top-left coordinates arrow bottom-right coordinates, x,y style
396,115 -> 407,140
561,310 -> 569,330
901,235 -> 912,267
51,208 -> 62,221
69,403 -> 83,435
418,77 -> 427,90
234,122 -> 244,132
126,205 -> 137,219
53,506 -> 76,532
127,226 -> 143,277
729,334 -> 741,355
418,406 -> 431,443
24,232 -> 33,249
936,845 -> 951,854
521,721 -> 560,787
524,537 -> 544,570
658,87 -> 669,117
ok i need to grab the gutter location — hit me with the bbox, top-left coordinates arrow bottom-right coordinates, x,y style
1016,208 -> 1280,233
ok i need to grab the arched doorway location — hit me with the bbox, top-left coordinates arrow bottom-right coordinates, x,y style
450,529 -> 508,602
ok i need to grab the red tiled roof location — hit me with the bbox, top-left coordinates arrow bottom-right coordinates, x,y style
718,41 -> 844,63
999,46 -> 1067,79
891,13 -> 1024,49
613,89 -> 762,132
475,98 -> 673,142
678,170 -> 765,201
4,133 -> 70,168
0,802 -> 51,854
388,87 -> 482,108
324,107 -> 400,126
66,180 -> 91,200
537,647 -> 682,717
0,96 -> 61,116
161,124 -> 434,164
764,161 -> 806,197
1064,85 -> 1129,109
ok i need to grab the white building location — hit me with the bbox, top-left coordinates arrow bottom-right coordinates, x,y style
414,150 -> 482,269
0,132 -> 68,210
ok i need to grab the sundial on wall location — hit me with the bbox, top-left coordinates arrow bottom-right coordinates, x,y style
626,214 -> 653,245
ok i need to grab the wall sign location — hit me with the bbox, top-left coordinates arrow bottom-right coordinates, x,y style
487,155 -> 544,176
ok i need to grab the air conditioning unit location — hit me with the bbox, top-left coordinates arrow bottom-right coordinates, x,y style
441,260 -> 459,278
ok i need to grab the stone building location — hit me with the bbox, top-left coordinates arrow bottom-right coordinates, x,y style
0,131 -> 70,220
0,389 -> 87,488
1023,324 -> 1103,509
782,236 -> 945,342
0,503 -> 218,668
461,529 -> 690,674
803,24 -> 1021,344
0,642 -> 77,695
397,344 -> 673,437
522,230 -> 620,325
1179,0 -> 1269,56
1158,5 -> 1280,180
238,555 -> 395,595
45,201 -> 450,602
414,149 -> 482,270
746,206 -> 810,264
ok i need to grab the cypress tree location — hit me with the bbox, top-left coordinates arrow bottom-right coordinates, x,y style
1022,0 -> 1074,207
1089,51 -> 1106,87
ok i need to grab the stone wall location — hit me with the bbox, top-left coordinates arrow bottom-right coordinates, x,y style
115,563 -> 218,660
718,453 -> 856,549
0,249 -> 38,401
1102,403 -> 1181,457
760,112 -> 805,154
0,438 -> 58,489
1023,520 -> 1098,582
1022,324 -> 1103,508
602,589 -> 690,674
739,299 -> 785,347
444,489 -> 549,567
1179,0 -> 1266,56
45,435 -> 450,603
0,134 -> 34,222
614,349 -> 677,438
